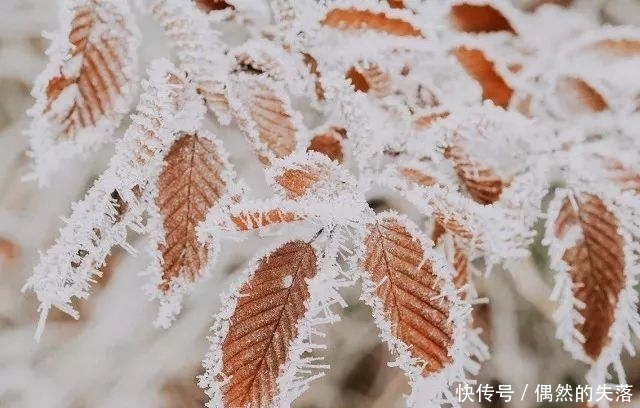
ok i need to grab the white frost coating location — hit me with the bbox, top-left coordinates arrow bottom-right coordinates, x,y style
150,0 -> 233,125
544,185 -> 640,404
352,211 -> 486,408
199,231 -> 348,408
23,60 -> 203,339
144,131 -> 238,329
26,0 -> 140,185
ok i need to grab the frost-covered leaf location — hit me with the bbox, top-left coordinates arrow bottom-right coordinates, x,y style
201,236 -> 346,408
228,74 -> 303,164
154,133 -> 229,292
152,0 -> 232,124
306,126 -> 346,163
451,47 -> 513,108
555,76 -> 608,114
216,240 -> 317,407
345,63 -> 392,97
194,0 -> 235,13
357,213 -> 481,406
24,60 -> 204,338
449,1 -> 517,34
320,7 -> 423,37
27,0 -> 139,182
546,188 -> 640,388
443,144 -> 504,205
548,193 -> 624,359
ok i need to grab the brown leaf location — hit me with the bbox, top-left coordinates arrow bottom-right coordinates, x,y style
41,3 -> 136,139
236,78 -> 298,162
413,111 -> 450,129
599,157 -> 640,194
273,160 -> 333,199
554,194 -> 625,359
583,39 -> 640,59
220,241 -> 318,408
302,53 -> 325,100
362,217 -> 454,374
556,76 -> 608,114
345,64 -> 392,97
307,127 -> 346,163
229,209 -> 301,231
156,133 -> 226,291
193,0 -> 235,13
320,8 -> 423,37
451,241 -> 469,297
399,167 -> 437,187
387,0 -> 405,8
449,3 -> 516,34
444,145 -> 504,204
397,167 -> 475,240
451,47 -> 513,108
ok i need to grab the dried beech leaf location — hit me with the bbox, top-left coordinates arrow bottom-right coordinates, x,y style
302,53 -> 325,100
387,0 -> 405,8
395,166 -> 475,240
156,133 -> 226,291
584,39 -> 640,59
218,241 -> 318,408
451,241 -> 469,296
28,0 -> 138,179
553,194 -> 625,359
152,0 -> 233,124
414,111 -> 450,129
307,126 -> 346,163
194,0 -> 235,13
346,64 -> 392,97
449,3 -> 516,34
320,8 -> 422,37
232,76 -> 299,162
444,145 -> 504,204
361,216 -> 454,374
451,47 -> 513,108
556,76 -> 608,114
274,166 -> 323,199
599,157 -> 640,194
399,167 -> 437,187
229,209 -> 301,231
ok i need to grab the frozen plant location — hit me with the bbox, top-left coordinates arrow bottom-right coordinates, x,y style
20,0 -> 640,407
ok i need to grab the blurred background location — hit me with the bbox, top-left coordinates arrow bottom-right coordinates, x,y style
1,1 -> 640,407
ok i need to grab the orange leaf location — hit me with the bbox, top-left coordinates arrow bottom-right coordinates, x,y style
451,47 -> 513,108
399,167 -> 437,187
193,0 -> 235,13
584,39 -> 640,59
234,77 -> 299,162
307,127 -> 346,163
444,145 -> 504,204
553,194 -> 625,359
320,8 -> 423,37
156,133 -> 226,291
229,209 -> 301,231
302,53 -> 325,100
38,2 -> 136,140
361,216 -> 454,374
555,76 -> 608,114
449,3 -> 516,34
345,64 -> 392,97
219,241 -> 318,408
